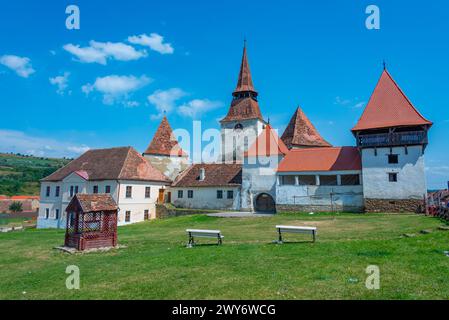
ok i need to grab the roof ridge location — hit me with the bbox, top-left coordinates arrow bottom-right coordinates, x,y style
117,147 -> 132,180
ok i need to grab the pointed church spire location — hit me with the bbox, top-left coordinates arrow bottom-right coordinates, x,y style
281,106 -> 332,149
233,41 -> 257,95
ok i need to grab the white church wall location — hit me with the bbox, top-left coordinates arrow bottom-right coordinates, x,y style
361,146 -> 427,200
171,187 -> 241,210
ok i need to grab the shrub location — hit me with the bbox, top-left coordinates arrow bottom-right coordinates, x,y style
9,201 -> 23,213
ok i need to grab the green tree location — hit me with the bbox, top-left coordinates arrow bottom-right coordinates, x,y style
9,201 -> 23,213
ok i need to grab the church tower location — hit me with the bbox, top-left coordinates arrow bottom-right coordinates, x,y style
143,116 -> 189,180
352,68 -> 432,212
220,43 -> 266,163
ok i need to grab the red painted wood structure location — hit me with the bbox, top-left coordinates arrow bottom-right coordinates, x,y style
65,194 -> 118,251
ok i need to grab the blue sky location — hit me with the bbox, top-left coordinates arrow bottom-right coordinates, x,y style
0,0 -> 448,188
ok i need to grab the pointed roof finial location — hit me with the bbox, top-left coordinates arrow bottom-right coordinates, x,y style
383,59 -> 387,70
267,117 -> 270,125
233,40 -> 256,94
244,37 -> 247,48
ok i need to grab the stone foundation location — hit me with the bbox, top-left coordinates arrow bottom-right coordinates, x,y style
155,204 -> 217,219
364,198 -> 425,213
276,204 -> 364,213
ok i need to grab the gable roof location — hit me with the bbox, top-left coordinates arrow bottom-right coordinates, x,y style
42,147 -> 170,183
245,124 -> 289,157
144,116 -> 187,156
277,147 -> 361,172
172,163 -> 242,187
281,107 -> 332,148
352,69 -> 432,132
67,194 -> 118,213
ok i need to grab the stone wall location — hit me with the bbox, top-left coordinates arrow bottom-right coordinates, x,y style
155,204 -> 217,219
364,198 -> 424,213
276,204 -> 364,213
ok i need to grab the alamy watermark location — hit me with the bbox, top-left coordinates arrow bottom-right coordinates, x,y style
365,5 -> 380,30
365,265 -> 380,290
66,5 -> 80,30
66,265 -> 80,290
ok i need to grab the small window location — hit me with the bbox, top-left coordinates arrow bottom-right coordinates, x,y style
125,211 -> 131,222
70,186 -> 74,197
388,154 -> 399,164
319,175 -> 338,186
55,209 -> 59,220
341,174 -> 360,186
105,185 -> 111,194
45,208 -> 49,219
227,190 -> 234,199
93,185 -> 99,194
188,190 -> 193,199
389,173 -> 398,182
298,175 -> 316,186
234,123 -> 243,131
74,186 -> 79,194
46,186 -> 51,197
145,187 -> 151,198
281,176 -> 296,185
55,186 -> 60,197
217,190 -> 223,199
126,186 -> 132,198
178,190 -> 184,198
144,210 -> 149,220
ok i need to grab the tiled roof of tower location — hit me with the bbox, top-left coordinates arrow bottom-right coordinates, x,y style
352,69 -> 432,131
277,147 -> 361,172
42,147 -> 170,183
281,107 -> 332,148
245,124 -> 289,157
172,164 -> 242,187
234,45 -> 256,94
69,194 -> 118,213
221,44 -> 264,123
144,116 -> 187,156
221,98 -> 263,122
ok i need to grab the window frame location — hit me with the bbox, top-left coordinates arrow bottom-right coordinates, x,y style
178,190 -> 184,199
55,209 -> 60,220
93,185 -> 99,194
145,186 -> 151,198
388,154 -> 399,164
105,185 -> 111,194
126,186 -> 132,198
46,186 -> 51,197
45,208 -> 49,219
388,172 -> 398,182
227,190 -> 234,199
217,190 -> 223,199
188,190 -> 194,199
125,211 -> 131,222
55,186 -> 60,197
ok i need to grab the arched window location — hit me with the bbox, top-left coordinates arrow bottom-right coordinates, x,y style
234,123 -> 243,131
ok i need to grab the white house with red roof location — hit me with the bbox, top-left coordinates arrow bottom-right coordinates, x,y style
37,147 -> 171,229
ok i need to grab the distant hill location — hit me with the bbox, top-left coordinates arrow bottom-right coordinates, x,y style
0,153 -> 71,196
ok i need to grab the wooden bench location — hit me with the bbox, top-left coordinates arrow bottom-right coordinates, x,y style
186,229 -> 224,247
275,225 -> 317,243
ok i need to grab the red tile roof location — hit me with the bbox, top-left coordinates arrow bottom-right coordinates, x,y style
221,98 -> 263,123
245,124 -> 289,157
281,107 -> 332,148
234,45 -> 256,94
10,196 -> 40,200
172,163 -> 242,187
221,45 -> 264,123
67,194 -> 118,213
42,147 -> 170,183
144,116 -> 187,157
352,69 -> 432,132
277,147 -> 361,172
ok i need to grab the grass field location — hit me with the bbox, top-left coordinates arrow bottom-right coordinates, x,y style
0,212 -> 448,300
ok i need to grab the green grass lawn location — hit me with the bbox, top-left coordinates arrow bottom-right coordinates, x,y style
1,212 -> 448,300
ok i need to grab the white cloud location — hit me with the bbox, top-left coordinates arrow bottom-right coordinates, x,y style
49,72 -> 70,95
128,33 -> 174,54
82,74 -> 151,105
335,96 -> 366,109
0,129 -> 90,158
148,88 -> 187,119
63,41 -> 146,65
178,99 -> 222,119
0,55 -> 35,78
